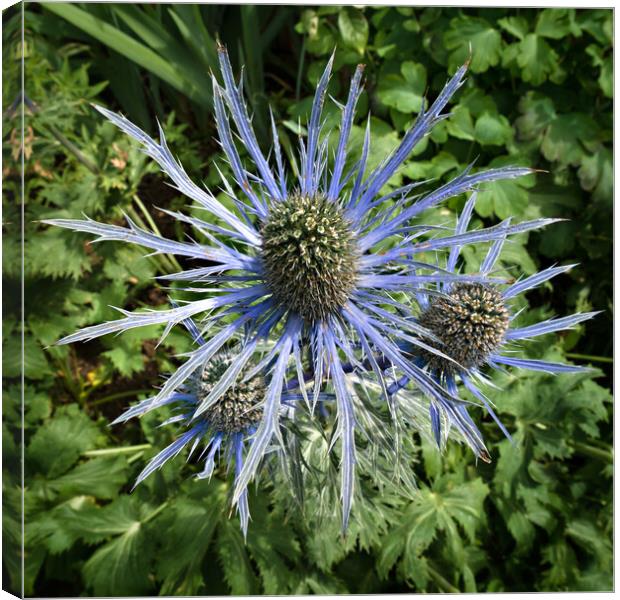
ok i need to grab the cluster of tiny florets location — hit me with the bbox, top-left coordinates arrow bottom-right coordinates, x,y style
195,354 -> 264,433
418,283 -> 510,374
261,193 -> 358,323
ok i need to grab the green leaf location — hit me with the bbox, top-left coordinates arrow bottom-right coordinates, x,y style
27,494 -> 143,555
306,21 -> 336,56
519,484 -> 558,531
27,228 -> 93,280
399,550 -> 430,589
217,519 -> 259,594
437,477 -> 488,543
541,541 -> 579,588
4,385 -> 51,425
566,518 -> 612,568
101,324 -> 164,377
497,16 -> 529,40
515,92 -> 557,141
458,87 -> 497,118
338,7 -> 369,55
565,378 -> 610,438
516,34 -> 564,86
102,344 -> 146,378
42,3 -> 211,107
82,497 -> 156,596
25,388 -> 52,423
3,485 -> 28,593
46,457 -> 129,499
167,5 -> 218,71
540,113 -> 598,167
578,147 -> 612,204
296,9 -> 318,35
376,65 -> 424,114
378,475 -> 488,582
110,4 -> 213,103
157,494 -> 223,595
102,245 -> 156,284
505,502 -> 537,550
577,9 -> 612,45
445,105 -> 475,141
445,16 -> 502,73
307,525 -> 349,572
597,56 -> 612,98
429,120 -> 448,144
28,404 -> 104,477
474,112 -> 513,146
402,151 -> 460,181
3,333 -> 53,381
535,9 -> 579,40
27,496 -> 98,555
246,498 -> 302,594
401,61 -> 427,92
476,178 -> 528,220
497,242 -> 538,276
349,120 -> 402,190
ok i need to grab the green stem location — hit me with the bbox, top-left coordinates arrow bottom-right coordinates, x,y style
130,195 -> 183,273
82,444 -> 152,458
132,194 -> 163,238
90,388 -> 153,407
124,205 -> 174,273
143,501 -> 169,524
565,352 -> 613,364
127,450 -> 146,465
569,441 -> 612,463
46,123 -> 100,175
57,355 -> 81,401
295,36 -> 306,102
427,562 -> 460,593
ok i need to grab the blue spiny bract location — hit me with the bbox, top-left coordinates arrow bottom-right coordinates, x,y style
44,44 -> 553,532
391,193 -> 599,454
112,335 -> 292,537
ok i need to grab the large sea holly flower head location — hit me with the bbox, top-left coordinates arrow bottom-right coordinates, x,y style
393,193 -> 599,453
44,44 -> 555,530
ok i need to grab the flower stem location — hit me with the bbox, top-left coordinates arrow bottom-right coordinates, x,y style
143,501 -> 169,524
46,123 -> 100,174
565,352 -> 612,364
82,444 -> 151,458
128,195 -> 183,273
427,561 -> 460,593
90,388 -> 153,407
569,440 -> 612,463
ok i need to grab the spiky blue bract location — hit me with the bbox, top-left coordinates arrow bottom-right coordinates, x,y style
44,45 -> 544,531
110,314 -> 310,537
399,195 -> 599,456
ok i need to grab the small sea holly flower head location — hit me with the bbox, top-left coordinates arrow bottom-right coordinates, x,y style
112,313 -> 312,536
395,192 -> 599,454
44,44 -> 555,531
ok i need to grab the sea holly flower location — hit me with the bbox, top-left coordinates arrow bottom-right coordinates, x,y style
44,44 -> 555,530
393,192 -> 599,452
111,313 -> 312,536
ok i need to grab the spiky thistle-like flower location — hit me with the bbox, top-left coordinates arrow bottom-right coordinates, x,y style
393,192 -> 599,451
44,45 -> 556,529
112,312 -> 315,535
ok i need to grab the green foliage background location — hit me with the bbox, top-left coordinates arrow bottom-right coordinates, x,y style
3,4 -> 612,595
